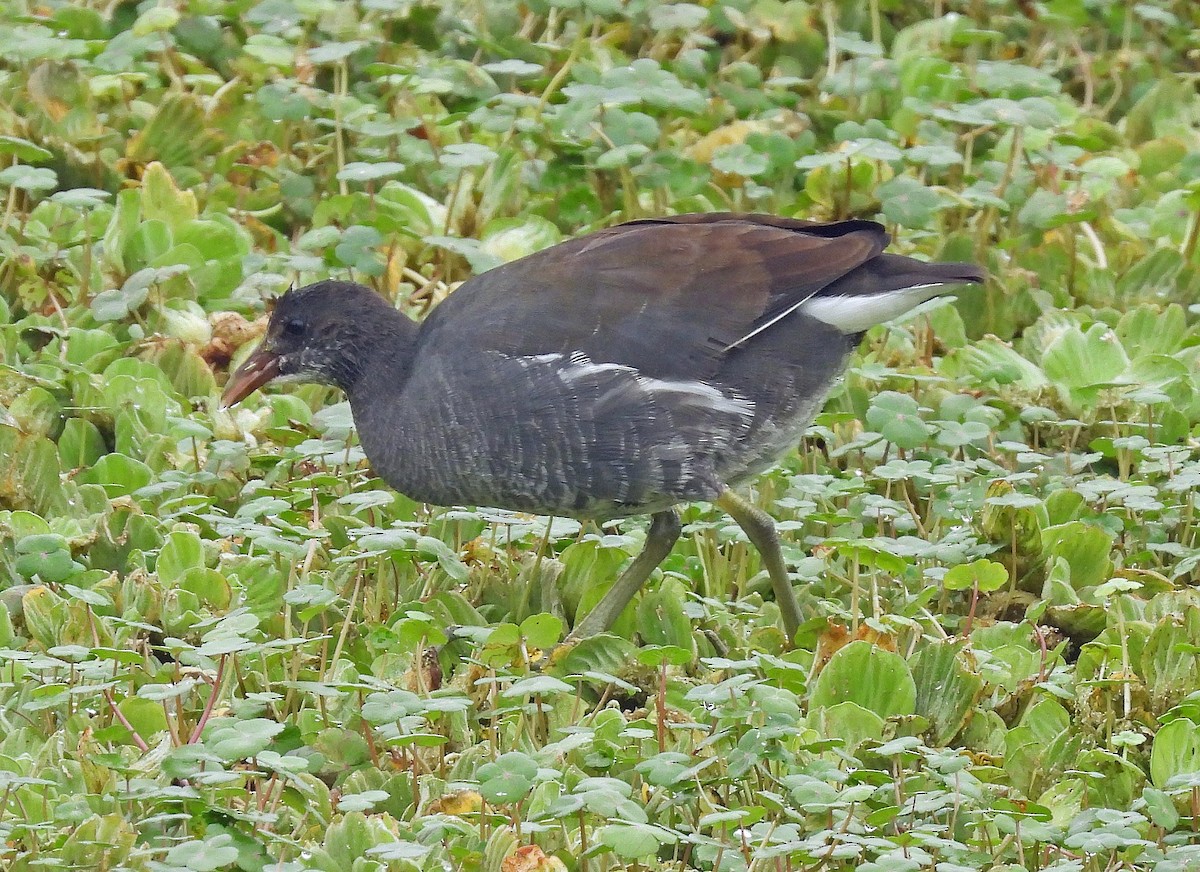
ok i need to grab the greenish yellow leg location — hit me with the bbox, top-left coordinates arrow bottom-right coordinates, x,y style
566,510 -> 682,641
717,490 -> 802,639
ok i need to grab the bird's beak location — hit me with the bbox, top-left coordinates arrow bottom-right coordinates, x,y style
221,344 -> 282,408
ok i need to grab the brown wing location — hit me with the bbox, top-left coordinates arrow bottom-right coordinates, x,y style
417,213 -> 888,381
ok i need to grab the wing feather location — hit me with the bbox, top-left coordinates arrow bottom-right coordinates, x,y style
418,214 -> 889,381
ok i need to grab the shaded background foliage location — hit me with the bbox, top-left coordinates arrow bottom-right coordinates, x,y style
3,0 -> 1200,869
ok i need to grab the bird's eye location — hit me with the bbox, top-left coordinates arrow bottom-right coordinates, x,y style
283,318 -> 306,338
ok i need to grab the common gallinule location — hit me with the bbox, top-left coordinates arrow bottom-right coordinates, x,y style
223,213 -> 983,640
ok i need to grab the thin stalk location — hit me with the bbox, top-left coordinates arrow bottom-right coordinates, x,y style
188,654 -> 229,744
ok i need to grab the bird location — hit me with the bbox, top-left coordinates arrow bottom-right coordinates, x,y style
222,212 -> 984,641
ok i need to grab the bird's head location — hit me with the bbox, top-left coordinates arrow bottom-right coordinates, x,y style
221,281 -> 400,406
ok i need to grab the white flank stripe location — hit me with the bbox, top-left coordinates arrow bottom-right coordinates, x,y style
560,361 -> 635,383
642,377 -> 755,420
543,351 -> 754,421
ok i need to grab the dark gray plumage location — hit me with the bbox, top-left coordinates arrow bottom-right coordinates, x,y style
223,212 -> 984,639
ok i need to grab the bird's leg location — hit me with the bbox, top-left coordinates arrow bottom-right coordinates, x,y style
716,490 -> 802,640
566,509 -> 682,641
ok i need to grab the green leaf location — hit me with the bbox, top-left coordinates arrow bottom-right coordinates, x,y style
62,584 -> 111,607
635,644 -> 692,667
711,143 -> 769,177
911,640 -> 984,744
80,453 -> 153,497
598,822 -> 677,859
16,533 -> 69,555
1142,786 -> 1181,829
1041,323 -> 1130,408
117,697 -> 169,742
809,641 -> 916,718
164,835 -> 240,871
362,689 -> 422,724
1142,608 -> 1200,713
15,534 -> 81,583
0,135 -> 53,162
635,751 -> 692,786
205,718 -> 285,761
480,216 -> 562,263
179,568 -> 232,609
546,633 -> 637,676
476,751 -> 538,804
943,559 -> 1008,592
877,175 -> 946,228
866,391 -> 930,449
439,143 -> 498,170
157,530 -> 206,585
141,162 -> 198,228
132,6 -> 180,35
1041,522 -> 1113,592
333,225 -> 385,276
636,582 -> 695,652
58,418 -> 107,470
1004,698 -> 1079,798
337,161 -> 406,183
0,164 -> 57,193
308,40 -> 367,64
502,675 -> 573,697
518,613 -> 563,649
125,220 -> 174,271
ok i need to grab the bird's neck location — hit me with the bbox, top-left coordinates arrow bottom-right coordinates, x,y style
342,306 -> 421,401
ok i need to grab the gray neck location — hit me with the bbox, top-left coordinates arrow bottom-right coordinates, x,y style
341,307 -> 420,400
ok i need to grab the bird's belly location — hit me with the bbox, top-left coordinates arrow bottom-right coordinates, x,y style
372,463 -> 680,520
354,411 -> 684,519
